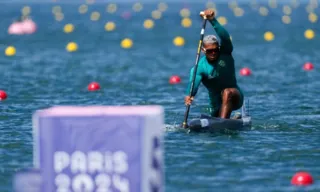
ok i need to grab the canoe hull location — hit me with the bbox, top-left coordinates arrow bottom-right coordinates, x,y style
188,114 -> 252,133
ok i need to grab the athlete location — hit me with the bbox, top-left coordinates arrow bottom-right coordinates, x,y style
184,9 -> 243,119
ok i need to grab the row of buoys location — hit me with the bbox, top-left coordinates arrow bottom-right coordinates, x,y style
3,37 -> 177,54
3,28 -> 318,55
0,82 -> 101,101
168,62 -> 315,84
42,1 -> 319,25
0,64 -> 316,100
59,19 -> 315,41
238,62 -> 315,75
2,39 -> 132,55
51,8 -> 318,24
250,0 -> 318,12
59,0 -> 317,14
1,62 -> 314,101
167,62 -> 315,85
263,29 -> 315,41
54,2 -> 167,15
0,62 -> 315,101
24,0 -> 317,17
75,0 -> 317,12
11,2 -> 317,37
3,43 -> 315,72
73,1 -> 317,14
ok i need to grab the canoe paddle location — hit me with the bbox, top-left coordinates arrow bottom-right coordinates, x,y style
182,12 -> 208,129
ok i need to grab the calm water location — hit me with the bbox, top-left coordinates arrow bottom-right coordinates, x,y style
0,1 -> 320,191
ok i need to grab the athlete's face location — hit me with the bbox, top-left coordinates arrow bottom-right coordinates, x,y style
203,43 -> 220,62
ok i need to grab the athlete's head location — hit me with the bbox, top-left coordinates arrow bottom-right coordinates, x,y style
202,35 -> 220,62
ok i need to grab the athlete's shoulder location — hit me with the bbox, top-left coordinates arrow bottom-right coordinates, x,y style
199,56 -> 207,63
195,56 -> 209,75
198,56 -> 208,67
189,56 -> 205,74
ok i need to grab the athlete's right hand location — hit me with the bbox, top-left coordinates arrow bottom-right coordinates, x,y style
200,9 -> 215,20
184,96 -> 194,105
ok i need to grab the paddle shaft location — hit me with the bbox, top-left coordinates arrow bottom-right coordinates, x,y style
182,18 -> 208,128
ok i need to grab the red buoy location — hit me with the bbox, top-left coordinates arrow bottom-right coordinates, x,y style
240,67 -> 251,76
303,62 -> 314,71
0,90 -> 7,100
169,75 -> 181,84
88,82 -> 100,91
291,172 -> 313,186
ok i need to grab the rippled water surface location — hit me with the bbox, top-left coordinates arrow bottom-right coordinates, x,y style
0,1 -> 320,191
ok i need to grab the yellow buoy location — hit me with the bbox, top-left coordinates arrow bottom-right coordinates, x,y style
133,2 -> 143,12
66,42 -> 78,52
79,4 -> 88,14
308,13 -> 318,23
151,10 -> 162,20
91,11 -> 100,21
217,16 -> 227,25
264,31 -> 274,41
105,22 -> 116,31
121,38 -> 133,49
173,36 -> 185,46
158,2 -> 168,12
180,8 -> 190,18
63,24 -> 74,33
234,7 -> 244,17
282,15 -> 291,24
268,0 -> 277,8
143,19 -> 154,29
55,13 -> 64,21
22,6 -> 31,16
5,46 -> 16,56
181,18 -> 192,28
52,6 -> 62,14
283,5 -> 292,15
304,29 -> 315,39
107,3 -> 117,14
259,6 -> 269,16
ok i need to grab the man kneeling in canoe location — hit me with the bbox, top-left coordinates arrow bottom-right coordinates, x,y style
184,9 -> 243,119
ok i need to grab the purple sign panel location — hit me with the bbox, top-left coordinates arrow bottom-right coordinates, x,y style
13,168 -> 42,192
37,115 -> 142,191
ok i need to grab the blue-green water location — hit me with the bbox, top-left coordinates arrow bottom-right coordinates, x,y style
1,1 -> 320,191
